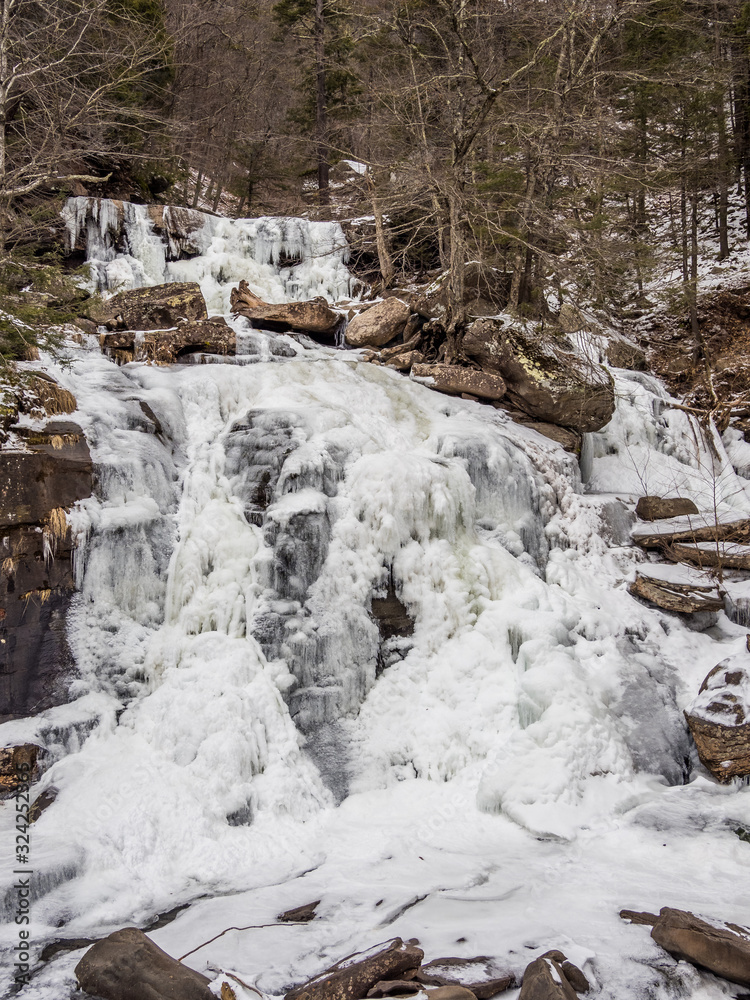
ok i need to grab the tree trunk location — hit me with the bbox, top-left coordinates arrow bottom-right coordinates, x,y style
369,174 -> 394,288
445,183 -> 466,362
315,0 -> 329,206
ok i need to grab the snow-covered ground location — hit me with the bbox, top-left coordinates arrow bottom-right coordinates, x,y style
1,202 -> 750,1000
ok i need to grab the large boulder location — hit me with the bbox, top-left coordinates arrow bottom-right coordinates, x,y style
231,280 -> 341,336
636,496 -> 699,521
685,654 -> 750,782
518,951 -> 581,1000
411,363 -> 506,401
285,938 -> 424,1000
101,317 -> 235,364
75,927 -> 214,1000
463,319 -> 614,432
85,282 -> 208,331
650,907 -> 750,987
346,298 -> 410,347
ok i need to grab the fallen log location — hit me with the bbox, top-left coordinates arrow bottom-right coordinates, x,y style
230,279 -> 341,336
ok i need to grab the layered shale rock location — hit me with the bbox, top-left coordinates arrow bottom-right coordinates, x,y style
685,653 -> 750,782
0,407 -> 92,721
101,317 -> 235,364
285,938 -> 424,1000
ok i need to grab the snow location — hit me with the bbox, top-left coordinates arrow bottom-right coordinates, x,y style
687,652 -> 750,726
2,208 -> 750,1000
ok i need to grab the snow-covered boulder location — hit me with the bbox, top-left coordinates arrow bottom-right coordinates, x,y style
685,653 -> 750,782
285,939 -> 424,1000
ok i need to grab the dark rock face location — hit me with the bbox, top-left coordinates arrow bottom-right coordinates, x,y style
463,319 -> 615,432
650,907 -> 750,987
85,282 -> 208,331
0,419 -> 92,721
101,317 -> 235,364
75,927 -> 214,1000
411,363 -> 506,401
685,655 -> 750,782
285,938 -> 424,1000
635,496 -> 699,521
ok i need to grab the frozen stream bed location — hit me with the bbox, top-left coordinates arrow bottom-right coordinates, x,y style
1,201 -> 750,1000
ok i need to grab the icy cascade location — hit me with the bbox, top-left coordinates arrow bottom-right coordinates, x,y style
62,196 -> 355,311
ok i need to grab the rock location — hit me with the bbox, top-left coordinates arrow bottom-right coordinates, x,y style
518,954 -> 577,1000
0,744 -> 42,797
415,957 -> 515,998
383,350 -> 423,372
628,573 -> 725,614
425,988 -> 478,1000
620,909 -> 659,925
231,280 -> 341,337
557,303 -> 585,333
0,419 -> 92,721
371,583 -> 414,643
411,364 -> 506,401
28,786 -> 57,822
85,282 -> 208,331
75,927 -> 214,1000
636,496 -> 699,520
285,938 -> 424,1000
650,907 -> 750,987
346,297 -> 410,347
559,963 -> 589,994
367,981 -> 423,997
685,654 -> 750,782
101,317 -> 235,364
632,511 -> 750,549
463,319 -> 614,432
517,420 -> 581,453
605,338 -> 648,371
279,900 -> 321,923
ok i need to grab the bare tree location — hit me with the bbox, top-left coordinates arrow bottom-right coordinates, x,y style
0,0 -> 170,244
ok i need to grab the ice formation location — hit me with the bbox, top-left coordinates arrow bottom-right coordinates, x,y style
62,196 -> 355,311
1,209 -> 750,1000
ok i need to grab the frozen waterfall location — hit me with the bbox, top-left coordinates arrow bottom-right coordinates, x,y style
2,203 -> 750,1000
62,196 -> 355,312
